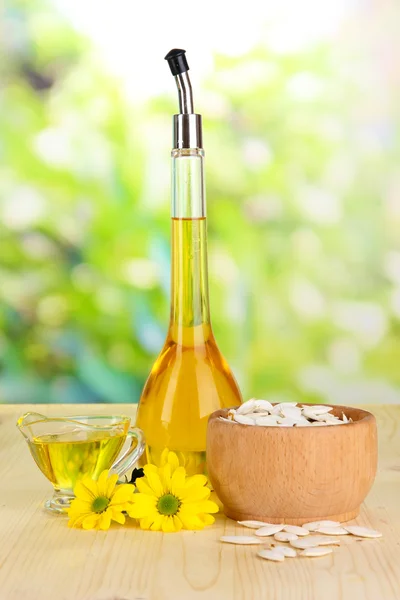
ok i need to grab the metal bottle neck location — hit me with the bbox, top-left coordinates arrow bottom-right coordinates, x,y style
173,114 -> 203,149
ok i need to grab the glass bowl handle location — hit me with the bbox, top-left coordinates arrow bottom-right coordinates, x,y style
111,427 -> 146,478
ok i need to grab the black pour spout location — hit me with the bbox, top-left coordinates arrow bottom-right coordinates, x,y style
164,48 -> 202,149
165,48 -> 189,76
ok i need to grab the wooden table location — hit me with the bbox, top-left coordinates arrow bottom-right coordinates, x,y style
1,404 -> 399,600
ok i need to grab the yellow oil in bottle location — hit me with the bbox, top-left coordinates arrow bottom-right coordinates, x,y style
27,431 -> 126,490
136,217 -> 242,474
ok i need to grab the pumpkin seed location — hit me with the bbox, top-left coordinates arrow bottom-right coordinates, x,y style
307,535 -> 341,546
345,526 -> 382,538
219,417 -> 237,424
257,549 -> 285,562
302,405 -> 332,415
317,526 -> 349,535
255,525 -> 285,537
274,531 -> 298,542
220,536 -> 263,545
236,400 -> 257,415
300,547 -> 333,557
283,525 -> 310,536
233,414 -> 256,425
238,520 -> 277,529
273,545 -> 297,557
303,520 -> 341,531
280,406 -> 302,419
290,535 -> 340,549
222,399 -> 352,427
256,416 -> 281,426
290,538 -> 321,549
254,399 -> 274,412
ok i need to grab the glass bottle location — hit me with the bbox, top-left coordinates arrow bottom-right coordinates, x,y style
136,49 -> 242,475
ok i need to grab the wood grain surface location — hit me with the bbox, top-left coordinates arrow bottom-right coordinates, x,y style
0,404 -> 399,600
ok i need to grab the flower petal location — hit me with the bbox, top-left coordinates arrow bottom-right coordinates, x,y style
109,484 -> 135,505
74,478 -> 97,502
160,447 -> 170,467
180,486 -> 210,503
105,473 -> 119,498
178,511 -> 205,530
167,451 -> 180,472
96,470 -> 110,496
184,474 -> 208,489
150,514 -> 164,531
199,513 -> 215,526
68,513 -> 89,529
170,467 -> 186,496
182,499 -> 219,515
196,500 -> 219,514
127,496 -> 157,519
130,493 -> 157,507
110,509 -> 126,525
143,464 -> 159,476
67,506 -> 93,519
162,517 -> 177,533
98,511 -> 111,530
136,477 -> 157,497
139,516 -> 156,530
143,469 -> 164,497
158,463 -> 172,493
173,515 -> 183,532
82,514 -> 100,530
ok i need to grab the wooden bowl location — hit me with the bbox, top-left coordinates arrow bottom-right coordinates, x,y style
207,405 -> 377,525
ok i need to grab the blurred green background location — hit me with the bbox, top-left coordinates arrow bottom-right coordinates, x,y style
1,0 -> 400,404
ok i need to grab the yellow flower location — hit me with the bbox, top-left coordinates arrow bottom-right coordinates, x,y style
67,470 -> 135,530
127,461 -> 219,532
146,446 -> 206,476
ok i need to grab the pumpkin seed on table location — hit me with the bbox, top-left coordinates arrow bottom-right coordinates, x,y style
238,520 -> 278,529
273,545 -> 297,558
274,531 -> 298,542
300,547 -> 333,558
283,525 -> 310,536
307,536 -> 341,546
290,536 -> 340,549
255,524 -> 285,537
257,549 -> 285,562
345,526 -> 383,538
290,538 -> 321,549
221,519 -> 383,563
317,526 -> 349,535
220,536 -> 264,545
303,520 -> 341,531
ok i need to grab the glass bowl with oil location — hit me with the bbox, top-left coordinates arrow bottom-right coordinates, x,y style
17,412 -> 145,513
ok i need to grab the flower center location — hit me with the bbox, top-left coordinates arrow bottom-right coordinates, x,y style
92,496 -> 110,513
157,493 -> 180,516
